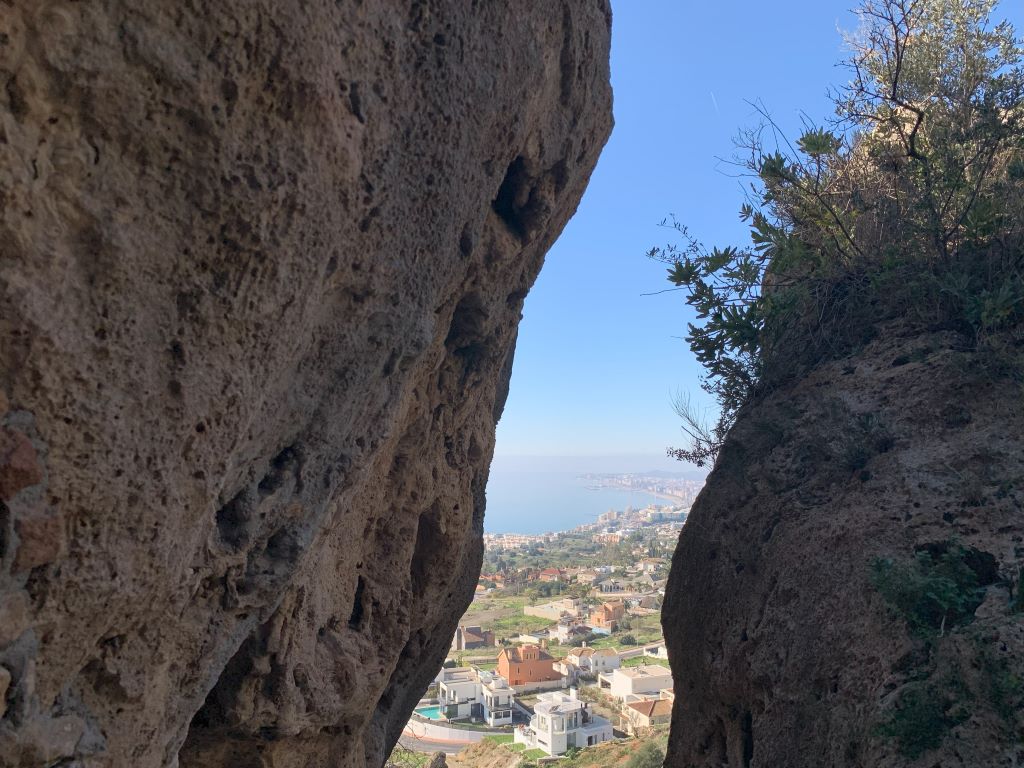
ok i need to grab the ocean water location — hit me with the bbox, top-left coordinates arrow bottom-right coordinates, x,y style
483,468 -> 672,534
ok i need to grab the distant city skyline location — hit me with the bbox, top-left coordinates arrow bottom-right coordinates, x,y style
491,0 -> 1024,467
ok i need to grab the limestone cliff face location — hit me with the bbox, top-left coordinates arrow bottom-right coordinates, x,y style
663,328 -> 1023,767
0,2 -> 612,766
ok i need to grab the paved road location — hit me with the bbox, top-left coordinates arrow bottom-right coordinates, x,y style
397,735 -> 467,755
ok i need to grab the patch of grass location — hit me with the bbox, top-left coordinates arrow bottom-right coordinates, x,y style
489,614 -> 553,637
387,746 -> 431,768
507,743 -> 526,752
621,656 -> 669,668
484,735 -> 514,744
523,749 -> 546,760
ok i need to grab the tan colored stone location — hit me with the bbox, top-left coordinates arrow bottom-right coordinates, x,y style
0,666 -> 9,719
12,513 -> 65,572
0,592 -> 29,647
0,428 -> 42,500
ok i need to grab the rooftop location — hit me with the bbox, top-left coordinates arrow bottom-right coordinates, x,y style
501,644 -> 555,663
533,690 -> 586,715
627,699 -> 673,718
615,665 -> 671,679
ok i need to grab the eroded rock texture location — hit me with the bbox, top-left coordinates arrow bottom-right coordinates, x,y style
664,329 -> 1023,767
0,2 -> 612,766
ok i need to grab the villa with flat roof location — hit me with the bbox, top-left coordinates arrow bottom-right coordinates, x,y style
436,667 -> 515,726
513,689 -> 613,755
598,664 -> 673,702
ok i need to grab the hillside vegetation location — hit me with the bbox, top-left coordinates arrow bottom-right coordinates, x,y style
652,0 -> 1024,466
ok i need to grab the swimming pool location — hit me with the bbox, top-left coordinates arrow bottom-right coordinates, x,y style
415,706 -> 445,721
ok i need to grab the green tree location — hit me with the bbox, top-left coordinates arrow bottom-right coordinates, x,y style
652,0 -> 1024,466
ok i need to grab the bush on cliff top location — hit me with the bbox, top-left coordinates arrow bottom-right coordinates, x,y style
653,0 -> 1024,466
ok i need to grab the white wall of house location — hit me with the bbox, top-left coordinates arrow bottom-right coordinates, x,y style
482,678 -> 514,726
589,651 -> 620,674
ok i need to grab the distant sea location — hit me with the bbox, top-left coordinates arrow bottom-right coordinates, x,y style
484,462 -> 683,535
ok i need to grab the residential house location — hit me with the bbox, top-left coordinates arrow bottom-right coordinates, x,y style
638,558 -> 667,574
576,570 -> 600,585
598,665 -> 674,702
553,657 -> 579,683
436,668 -> 515,726
590,601 -> 626,632
566,646 -> 595,668
588,647 -> 620,675
553,619 -> 592,644
452,625 -> 495,651
538,567 -> 564,583
513,689 -> 613,755
437,668 -> 482,720
497,644 -> 565,692
597,580 -> 625,594
481,672 -> 514,726
621,699 -> 673,735
567,646 -> 619,676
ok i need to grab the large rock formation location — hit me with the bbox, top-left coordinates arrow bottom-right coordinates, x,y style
0,2 -> 612,766
663,328 -> 1023,767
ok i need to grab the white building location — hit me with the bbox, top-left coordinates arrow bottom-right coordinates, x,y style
481,672 -> 514,726
513,689 -> 613,756
553,619 -> 592,644
437,667 -> 481,720
437,668 -> 516,726
566,646 -> 620,676
598,665 -> 673,702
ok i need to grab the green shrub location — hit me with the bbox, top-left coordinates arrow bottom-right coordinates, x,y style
870,543 -> 985,636
626,742 -> 665,768
979,646 -> 1024,722
877,683 -> 969,758
619,634 -> 638,646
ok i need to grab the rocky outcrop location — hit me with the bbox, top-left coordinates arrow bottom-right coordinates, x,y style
663,328 -> 1023,767
0,2 -> 612,766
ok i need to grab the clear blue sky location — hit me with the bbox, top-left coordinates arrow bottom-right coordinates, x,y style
493,0 -> 1023,471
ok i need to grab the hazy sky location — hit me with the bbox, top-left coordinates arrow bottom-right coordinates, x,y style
492,0 -> 1024,470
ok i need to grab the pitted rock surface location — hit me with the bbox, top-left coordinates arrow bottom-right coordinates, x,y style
0,2 -> 612,766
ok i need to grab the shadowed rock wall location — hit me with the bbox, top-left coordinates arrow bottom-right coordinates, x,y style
0,2 -> 612,766
663,329 -> 1023,767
